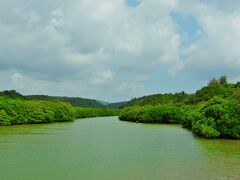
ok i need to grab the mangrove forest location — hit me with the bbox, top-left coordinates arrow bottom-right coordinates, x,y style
119,76 -> 240,139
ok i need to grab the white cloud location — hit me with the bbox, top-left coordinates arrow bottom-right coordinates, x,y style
1,0 -> 240,101
10,73 -> 24,82
174,0 -> 240,74
89,70 -> 113,86
49,10 -> 65,27
116,82 -> 145,97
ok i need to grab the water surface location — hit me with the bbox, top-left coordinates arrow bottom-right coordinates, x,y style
0,117 -> 239,180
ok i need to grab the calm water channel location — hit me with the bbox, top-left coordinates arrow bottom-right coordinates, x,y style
0,117 -> 239,180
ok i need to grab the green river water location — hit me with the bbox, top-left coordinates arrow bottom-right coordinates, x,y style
0,117 -> 239,180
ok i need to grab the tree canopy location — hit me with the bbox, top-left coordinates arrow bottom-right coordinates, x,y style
119,76 -> 240,139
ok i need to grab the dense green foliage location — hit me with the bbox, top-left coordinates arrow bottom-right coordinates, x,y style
0,90 -> 127,109
122,75 -> 239,107
122,92 -> 190,107
1,76 -> 240,139
0,96 -> 119,126
25,95 -> 105,108
119,105 -> 184,124
75,108 -> 119,119
191,97 -> 240,139
119,76 -> 240,139
106,101 -> 129,109
0,90 -> 24,99
0,96 -> 75,125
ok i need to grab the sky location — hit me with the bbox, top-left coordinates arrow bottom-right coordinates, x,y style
1,0 -> 240,102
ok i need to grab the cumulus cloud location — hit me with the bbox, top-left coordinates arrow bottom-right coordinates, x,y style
89,70 -> 113,86
0,0 -> 240,101
173,0 -> 240,76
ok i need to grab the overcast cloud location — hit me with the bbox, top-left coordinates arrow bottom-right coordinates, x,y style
0,0 -> 240,102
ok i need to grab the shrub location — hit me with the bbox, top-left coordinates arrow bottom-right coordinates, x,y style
0,96 -> 118,126
119,105 -> 184,124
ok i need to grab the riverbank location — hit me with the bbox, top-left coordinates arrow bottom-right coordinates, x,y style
0,96 -> 119,126
119,98 -> 240,139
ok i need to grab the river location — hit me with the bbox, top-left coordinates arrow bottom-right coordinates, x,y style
0,117 -> 239,180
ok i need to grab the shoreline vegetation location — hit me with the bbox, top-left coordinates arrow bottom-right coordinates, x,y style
0,96 -> 119,126
1,76 -> 240,139
119,76 -> 240,139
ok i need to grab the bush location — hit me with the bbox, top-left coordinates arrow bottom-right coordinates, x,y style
192,97 -> 240,139
119,96 -> 240,139
0,96 -> 119,126
75,107 -> 119,119
181,107 -> 201,129
192,118 -> 220,138
119,105 -> 184,124
0,109 -> 11,126
118,106 -> 141,122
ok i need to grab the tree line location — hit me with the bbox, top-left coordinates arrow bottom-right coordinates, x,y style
0,90 -> 127,108
0,96 -> 119,126
119,76 -> 240,139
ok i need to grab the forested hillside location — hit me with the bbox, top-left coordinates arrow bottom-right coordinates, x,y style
0,90 -> 125,108
26,95 -> 105,108
122,76 -> 239,107
122,92 -> 190,107
119,76 -> 240,139
106,101 -> 129,108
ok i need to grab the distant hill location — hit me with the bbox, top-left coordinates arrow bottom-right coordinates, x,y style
0,90 -> 126,109
0,90 -> 24,99
106,101 -> 129,109
0,90 -> 105,108
97,100 -> 110,106
25,95 -> 105,108
121,76 -> 240,107
122,92 -> 190,107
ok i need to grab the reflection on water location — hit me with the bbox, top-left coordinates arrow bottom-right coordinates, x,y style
0,117 -> 239,180
194,138 -> 240,180
197,138 -> 240,156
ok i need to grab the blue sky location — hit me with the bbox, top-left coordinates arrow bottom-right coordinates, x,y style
0,0 -> 240,102
126,0 -> 141,7
171,12 -> 202,47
